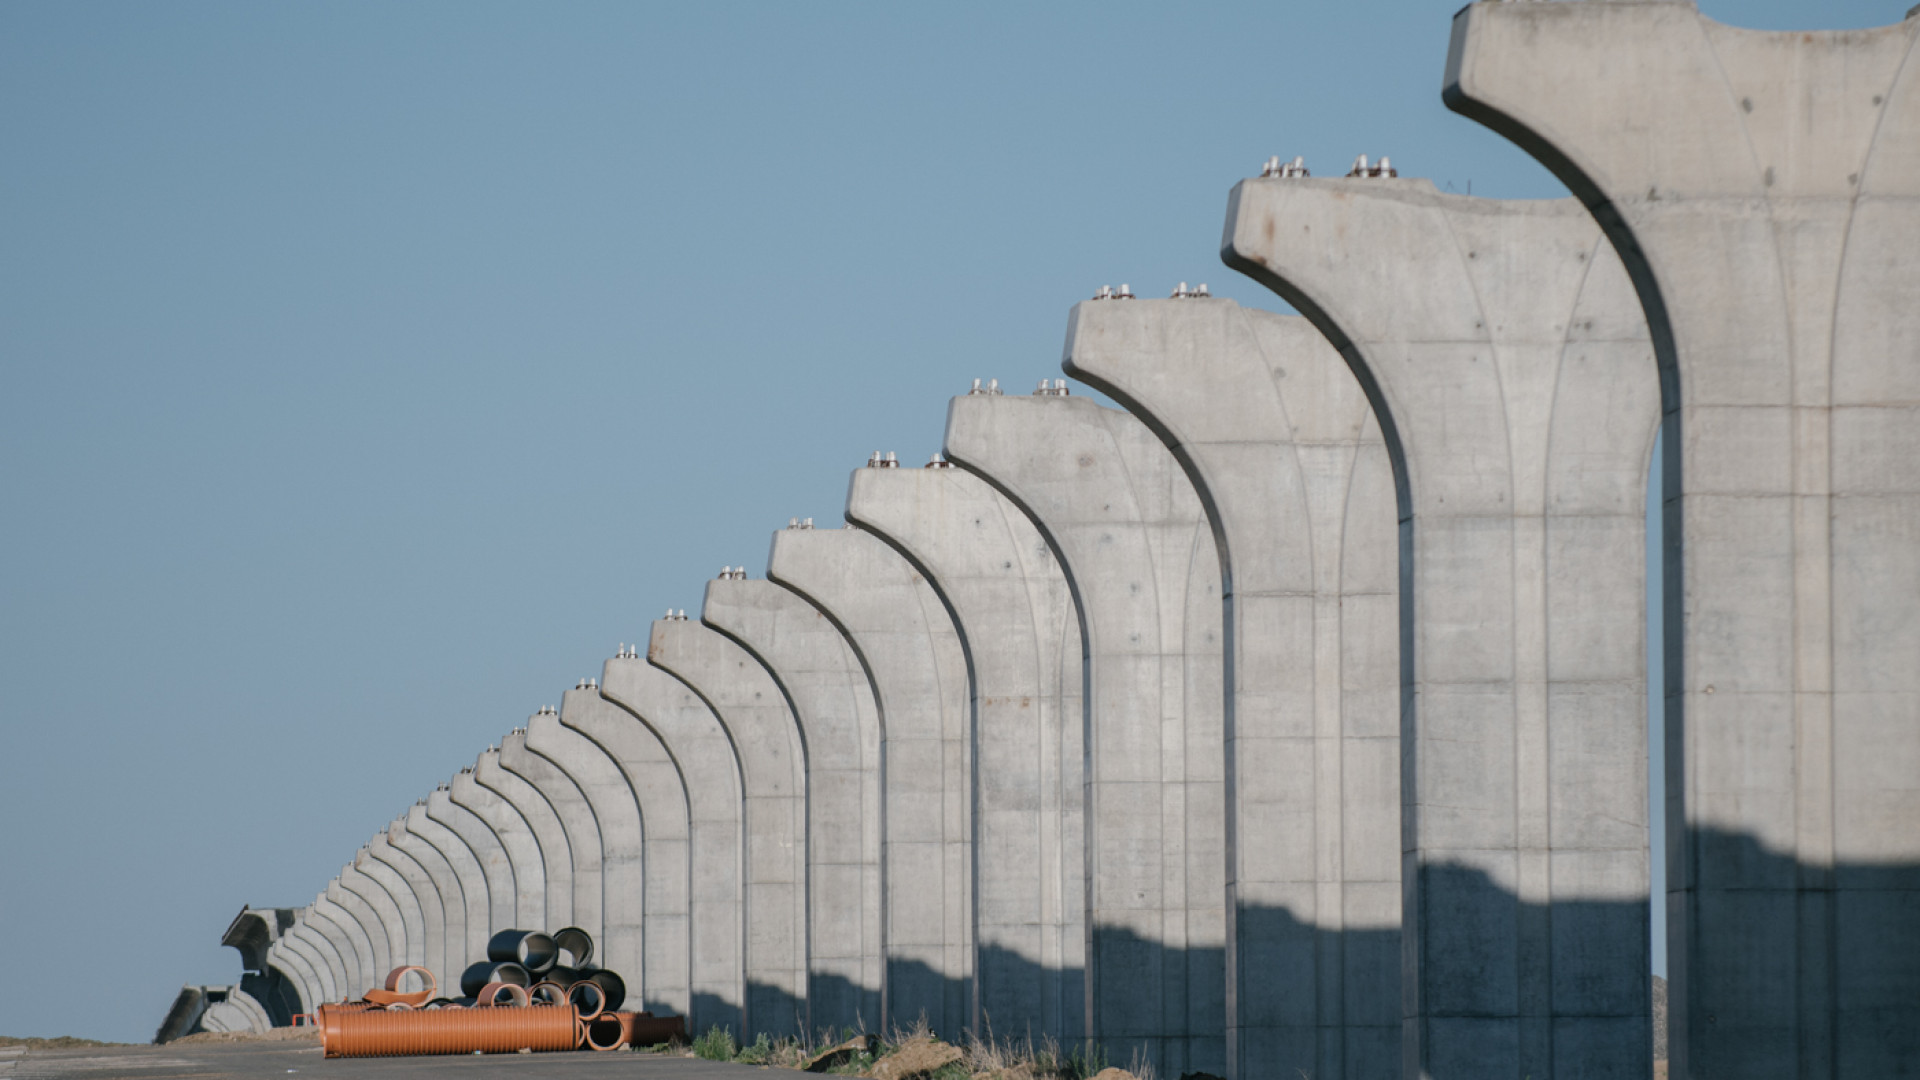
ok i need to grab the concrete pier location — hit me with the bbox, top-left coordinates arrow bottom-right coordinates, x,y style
428,786 -> 517,938
406,800 -> 492,964
570,677 -> 694,1018
501,724 -> 603,946
944,389 -> 1226,1075
1064,299 -> 1399,1079
281,924 -> 338,1003
703,574 -> 886,1033
1446,4 -> 1920,1075
847,457 -> 1085,1043
313,891 -> 375,994
472,747 -> 566,931
385,813 -> 468,992
767,524 -> 973,1038
289,917 -> 348,1003
367,832 -> 445,977
650,614 -> 809,1038
1224,178 -> 1660,1078
338,864 -> 406,978
538,692 -> 646,998
601,649 -> 746,1034
327,877 -> 391,987
354,845 -> 426,968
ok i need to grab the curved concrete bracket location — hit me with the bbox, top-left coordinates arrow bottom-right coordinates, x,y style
501,725 -> 602,945
384,814 -> 466,992
408,799 -> 492,960
284,919 -> 343,1004
364,836 -> 436,971
703,575 -> 885,1033
650,615 -> 809,1039
452,764 -> 546,930
534,696 -> 642,996
768,524 -> 971,1036
329,874 -> 393,986
571,678 -> 692,1018
1446,5 -> 1920,1074
601,653 -> 744,1035
945,391 -> 1225,1075
846,461 -> 1084,1043
351,847 -> 422,971
310,893 -> 373,996
428,786 -> 517,940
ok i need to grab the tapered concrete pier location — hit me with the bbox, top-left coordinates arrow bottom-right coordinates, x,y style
945,389 -> 1226,1075
537,691 -> 645,999
1065,299 -> 1399,1079
501,724 -> 603,946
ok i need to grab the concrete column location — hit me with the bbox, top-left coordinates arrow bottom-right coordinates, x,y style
768,523 -> 972,1037
384,814 -> 467,992
265,943 -> 319,1015
428,786 -> 517,938
365,836 -> 439,972
353,846 -> 426,968
535,693 -> 644,996
601,652 -> 745,1034
327,877 -> 392,988
570,678 -> 693,1019
650,613 -> 809,1039
285,920 -> 344,1004
500,725 -> 603,943
847,457 -> 1085,1043
703,573 -> 886,1034
1446,5 -> 1920,1076
406,799 -> 492,962
339,864 -> 404,980
1224,178 -> 1660,1078
451,765 -> 545,930
472,747 -> 567,930
276,930 -> 333,1007
944,390 -> 1226,1075
312,892 -> 375,995
1063,299 -> 1400,1079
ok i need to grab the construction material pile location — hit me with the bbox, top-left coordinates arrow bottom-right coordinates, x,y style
317,928 -> 684,1057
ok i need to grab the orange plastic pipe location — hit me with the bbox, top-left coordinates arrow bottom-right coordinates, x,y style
365,965 -> 437,1007
320,1003 -> 579,1058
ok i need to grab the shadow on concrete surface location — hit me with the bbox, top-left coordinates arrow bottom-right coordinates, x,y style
664,827 -> 1915,1078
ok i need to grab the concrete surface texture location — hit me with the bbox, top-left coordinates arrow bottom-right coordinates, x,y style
353,845 -> 427,969
1063,299 -> 1400,1080
1224,177 -> 1661,1078
384,814 -> 468,995
648,615 -> 809,1039
943,389 -> 1226,1075
312,891 -> 375,996
846,459 -> 1086,1044
284,919 -> 343,1004
427,786 -> 517,941
452,761 -> 547,930
538,692 -> 646,995
366,833 -> 445,980
766,524 -> 973,1038
472,745 -> 569,933
338,864 -> 406,982
565,678 -> 694,1019
1446,3 -> 1920,1075
405,800 -> 493,965
500,725 -> 603,947
600,650 -> 746,1035
326,878 -> 391,992
701,575 -> 886,1033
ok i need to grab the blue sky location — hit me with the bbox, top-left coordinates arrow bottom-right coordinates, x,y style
0,0 -> 1888,1042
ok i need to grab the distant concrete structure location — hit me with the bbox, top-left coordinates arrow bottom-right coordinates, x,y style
366,833 -> 443,976
337,863 -> 405,981
537,693 -> 646,996
569,677 -> 694,1018
650,616 -> 809,1038
472,746 -> 566,930
768,524 -> 973,1037
1446,4 -> 1920,1075
500,724 -> 603,945
451,763 -> 545,929
1224,177 -> 1660,1078
406,799 -> 492,964
944,390 -> 1226,1076
847,460 -> 1085,1043
1065,299 -> 1399,1079
427,786 -> 517,940
326,878 -> 390,991
284,918 -> 345,1004
221,907 -> 305,1024
311,891 -> 374,995
703,574 -> 886,1033
602,650 -> 745,1034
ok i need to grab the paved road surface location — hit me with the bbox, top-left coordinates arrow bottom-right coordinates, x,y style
0,1041 -> 785,1079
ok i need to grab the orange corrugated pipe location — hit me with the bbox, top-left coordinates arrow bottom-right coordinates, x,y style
320,1003 -> 579,1058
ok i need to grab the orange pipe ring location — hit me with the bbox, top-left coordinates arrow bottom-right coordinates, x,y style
565,980 -> 606,1020
384,965 -> 438,996
320,1002 -> 580,1058
582,1011 -> 633,1051
475,981 -> 529,1007
526,980 -> 567,1007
